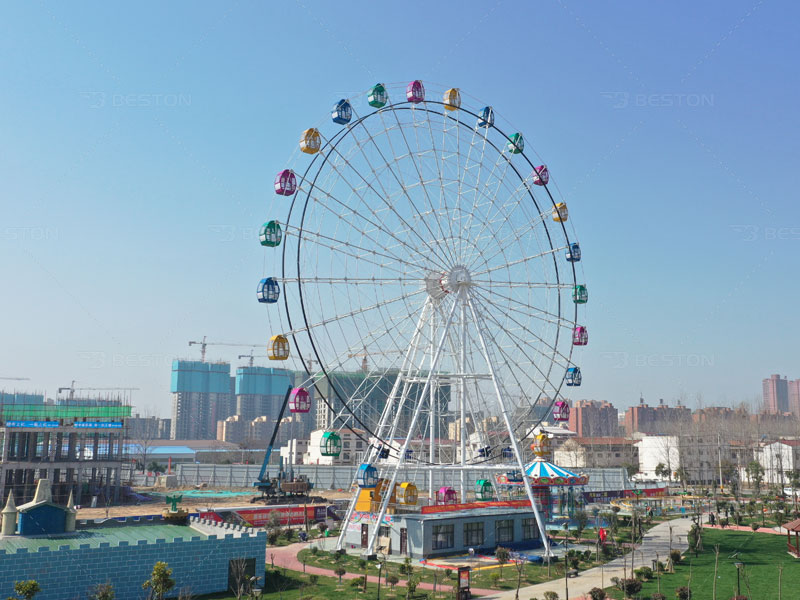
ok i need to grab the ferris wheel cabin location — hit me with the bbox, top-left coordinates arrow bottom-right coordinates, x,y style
572,326 -> 588,346
267,335 -> 289,361
573,284 -> 588,304
288,387 -> 311,413
300,128 -> 321,154
475,479 -> 494,501
508,133 -> 524,154
320,431 -> 342,457
256,278 -> 280,304
259,221 -> 282,247
332,99 -> 352,124
552,202 -> 569,222
368,83 -> 388,108
566,367 -> 582,386
397,482 -> 418,505
566,242 -> 581,262
357,464 -> 378,488
443,88 -> 461,110
477,106 -> 494,127
532,164 -> 549,186
553,400 -> 571,422
406,80 -> 425,103
436,486 -> 458,505
274,169 -> 297,196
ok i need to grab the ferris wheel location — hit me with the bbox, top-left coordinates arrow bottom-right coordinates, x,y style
257,81 -> 587,556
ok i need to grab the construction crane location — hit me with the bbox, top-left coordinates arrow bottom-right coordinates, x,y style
188,336 -> 262,362
346,348 -> 404,372
57,381 -> 139,402
0,377 -> 30,381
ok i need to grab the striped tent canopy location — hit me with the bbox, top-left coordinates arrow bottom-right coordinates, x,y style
524,458 -> 589,486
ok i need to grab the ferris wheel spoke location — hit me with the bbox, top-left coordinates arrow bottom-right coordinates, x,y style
471,285 -> 576,329
472,280 -> 572,289
471,287 -> 574,369
346,107 -> 458,267
473,241 -> 567,276
287,225 -> 431,277
468,291 -> 567,390
297,169 -> 450,273
372,105 -> 458,266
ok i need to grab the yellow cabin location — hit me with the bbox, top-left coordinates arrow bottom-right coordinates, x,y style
397,482 -> 418,505
552,202 -> 568,223
443,88 -> 461,111
299,128 -> 321,155
355,478 -> 397,512
268,335 -> 289,360
532,433 -> 551,457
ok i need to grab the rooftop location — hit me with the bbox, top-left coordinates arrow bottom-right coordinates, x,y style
0,523 -> 205,553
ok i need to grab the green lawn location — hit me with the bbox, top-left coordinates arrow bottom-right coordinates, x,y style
604,529 -> 799,599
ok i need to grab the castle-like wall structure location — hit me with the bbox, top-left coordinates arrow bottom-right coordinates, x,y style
0,517 -> 265,600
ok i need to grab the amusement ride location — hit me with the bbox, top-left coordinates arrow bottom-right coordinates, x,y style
256,81 -> 588,557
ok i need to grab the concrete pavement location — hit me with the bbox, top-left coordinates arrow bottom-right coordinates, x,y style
485,517 -> 693,600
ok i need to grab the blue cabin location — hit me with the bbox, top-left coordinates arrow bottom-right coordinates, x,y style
506,470 -> 523,483
257,277 -> 280,304
477,446 -> 491,458
377,445 -> 390,459
566,243 -> 581,262
478,106 -> 494,128
566,367 -> 582,386
501,447 -> 514,460
357,464 -> 378,488
405,449 -> 413,459
332,99 -> 352,125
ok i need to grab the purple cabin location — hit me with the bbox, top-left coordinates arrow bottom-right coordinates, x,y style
406,80 -> 425,103
553,400 -> 570,422
572,326 -> 588,346
436,486 -> 457,505
532,165 -> 550,186
288,387 -> 311,413
274,169 -> 297,196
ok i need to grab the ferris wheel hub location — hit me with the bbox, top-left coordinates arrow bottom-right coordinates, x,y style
440,265 -> 472,294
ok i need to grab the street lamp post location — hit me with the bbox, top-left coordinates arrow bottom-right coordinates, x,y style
735,562 -> 744,597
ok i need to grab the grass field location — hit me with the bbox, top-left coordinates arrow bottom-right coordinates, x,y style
605,529 -> 799,599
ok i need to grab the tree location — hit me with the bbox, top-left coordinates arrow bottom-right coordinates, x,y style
88,582 -> 115,600
513,554 -> 527,600
317,521 -> 328,536
574,510 -> 589,540
495,547 -> 510,578
387,574 -> 399,590
7,581 -> 41,600
675,586 -> 692,599
142,562 -> 175,600
147,461 -> 166,475
334,567 -> 346,584
746,461 -> 765,496
655,462 -> 668,479
229,558 -> 254,600
489,573 -> 501,588
619,578 -> 642,598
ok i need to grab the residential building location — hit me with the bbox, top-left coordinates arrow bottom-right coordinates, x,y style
304,428 -> 366,465
567,400 -> 619,437
753,440 -> 800,486
216,414 -> 248,445
763,374 -> 790,414
170,361 -> 235,440
126,414 -> 171,441
279,439 -> 310,465
789,380 -> 800,418
554,437 -> 638,470
623,398 -> 691,435
235,366 -> 293,422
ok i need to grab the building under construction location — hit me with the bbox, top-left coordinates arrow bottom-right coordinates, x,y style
0,388 -> 131,505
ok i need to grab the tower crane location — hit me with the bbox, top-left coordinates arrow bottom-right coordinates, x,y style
188,336 -> 262,362
57,381 -> 139,402
0,377 -> 30,381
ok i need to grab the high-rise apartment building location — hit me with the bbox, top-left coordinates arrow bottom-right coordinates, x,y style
763,374 -> 790,414
171,361 -> 235,440
789,379 -> 800,418
567,400 -> 619,437
622,398 -> 691,435
235,367 -> 294,421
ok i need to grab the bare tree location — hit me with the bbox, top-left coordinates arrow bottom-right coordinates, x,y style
229,558 -> 253,600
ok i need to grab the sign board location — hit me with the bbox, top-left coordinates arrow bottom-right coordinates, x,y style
199,505 -> 328,527
73,422 -> 123,429
4,421 -> 59,428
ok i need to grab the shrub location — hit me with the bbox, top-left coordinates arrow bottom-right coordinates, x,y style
267,531 -> 280,545
750,522 -> 759,532
543,592 -> 559,600
675,586 -> 692,599
310,546 -> 318,556
334,567 -> 346,583
634,566 -> 653,580
618,578 -> 642,596
349,576 -> 365,588
669,549 -> 682,564
489,573 -> 501,588
387,574 -> 399,589
588,588 -> 607,600
651,594 -> 666,600
583,549 -> 592,562
283,527 -> 294,541
601,544 -> 615,559
719,518 -> 729,528
357,558 -> 367,570
308,574 -> 319,586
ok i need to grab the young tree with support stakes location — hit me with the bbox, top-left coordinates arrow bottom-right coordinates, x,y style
7,581 -> 41,600
142,562 -> 175,600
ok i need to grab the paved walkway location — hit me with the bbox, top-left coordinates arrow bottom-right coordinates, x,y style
485,517 -> 694,600
703,522 -> 784,535
268,541 -> 497,596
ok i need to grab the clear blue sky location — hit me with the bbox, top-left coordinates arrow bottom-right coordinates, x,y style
1,1 -> 798,417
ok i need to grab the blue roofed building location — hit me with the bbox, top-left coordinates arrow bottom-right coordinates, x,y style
170,361 -> 235,440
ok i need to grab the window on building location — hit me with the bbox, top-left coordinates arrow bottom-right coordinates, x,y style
379,526 -> 391,537
496,519 -> 513,544
356,441 -> 363,449
464,522 -> 483,546
344,441 -> 351,449
522,518 -> 539,540
432,524 -> 454,550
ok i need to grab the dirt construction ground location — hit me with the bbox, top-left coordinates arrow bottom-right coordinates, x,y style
76,487 -> 353,520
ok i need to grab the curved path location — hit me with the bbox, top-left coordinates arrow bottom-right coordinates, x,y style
488,516 -> 693,600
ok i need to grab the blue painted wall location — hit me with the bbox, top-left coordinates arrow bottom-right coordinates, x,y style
18,505 -> 66,536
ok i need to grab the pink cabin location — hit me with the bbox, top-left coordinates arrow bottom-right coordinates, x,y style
553,400 -> 570,422
274,169 -> 297,196
532,165 -> 550,186
436,486 -> 457,505
288,387 -> 311,413
572,326 -> 588,346
406,80 -> 425,103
